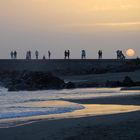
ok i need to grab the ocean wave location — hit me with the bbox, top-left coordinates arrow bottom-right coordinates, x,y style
0,105 -> 84,120
21,99 -> 49,103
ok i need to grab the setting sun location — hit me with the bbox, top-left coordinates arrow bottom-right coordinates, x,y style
126,49 -> 135,57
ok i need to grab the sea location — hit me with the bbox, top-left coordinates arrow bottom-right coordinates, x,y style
0,87 -> 140,127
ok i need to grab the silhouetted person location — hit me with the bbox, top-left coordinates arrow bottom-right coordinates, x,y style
35,50 -> 39,59
14,51 -> 17,59
67,50 -> 70,59
116,50 -> 125,60
120,51 -> 125,60
48,51 -> 51,59
64,50 -> 67,59
81,50 -> 86,59
98,50 -> 102,59
26,52 -> 28,59
43,55 -> 46,60
116,50 -> 120,59
10,51 -> 14,59
28,51 -> 31,59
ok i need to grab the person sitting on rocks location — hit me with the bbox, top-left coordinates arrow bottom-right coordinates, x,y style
43,55 -> 46,60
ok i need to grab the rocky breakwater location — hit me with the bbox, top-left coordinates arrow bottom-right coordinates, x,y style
0,71 -> 72,91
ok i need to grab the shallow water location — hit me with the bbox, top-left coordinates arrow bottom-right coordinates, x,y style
0,87 -> 140,127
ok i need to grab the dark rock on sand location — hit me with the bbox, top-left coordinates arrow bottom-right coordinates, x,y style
105,76 -> 137,87
65,82 -> 76,89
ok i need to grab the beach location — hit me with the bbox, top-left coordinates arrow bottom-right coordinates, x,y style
0,93 -> 140,140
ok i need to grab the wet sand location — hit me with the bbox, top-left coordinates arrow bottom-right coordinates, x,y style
0,94 -> 140,140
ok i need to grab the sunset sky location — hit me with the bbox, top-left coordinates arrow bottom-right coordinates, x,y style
0,0 -> 140,59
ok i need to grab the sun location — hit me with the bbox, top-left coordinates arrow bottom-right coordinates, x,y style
126,49 -> 135,57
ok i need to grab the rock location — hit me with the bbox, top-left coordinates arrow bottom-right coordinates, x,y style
1,71 -> 65,91
123,76 -> 134,87
121,87 -> 140,91
65,82 -> 76,89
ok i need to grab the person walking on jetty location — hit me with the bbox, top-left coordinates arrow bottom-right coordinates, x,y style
35,50 -> 39,59
10,51 -> 14,59
98,50 -> 102,59
48,51 -> 51,59
81,50 -> 86,59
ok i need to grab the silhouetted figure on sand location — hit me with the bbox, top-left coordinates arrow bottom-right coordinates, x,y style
48,51 -> 51,59
81,50 -> 86,59
35,50 -> 39,59
98,50 -> 102,59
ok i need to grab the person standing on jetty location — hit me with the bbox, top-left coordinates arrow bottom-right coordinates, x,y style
48,51 -> 51,59
64,50 -> 67,59
10,51 -> 14,59
14,51 -> 17,59
81,50 -> 86,59
67,50 -> 70,59
28,50 -> 31,59
26,51 -> 31,60
26,51 -> 29,60
35,50 -> 39,59
98,50 -> 102,59
64,50 -> 70,59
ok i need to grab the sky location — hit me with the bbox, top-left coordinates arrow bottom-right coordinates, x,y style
0,0 -> 140,59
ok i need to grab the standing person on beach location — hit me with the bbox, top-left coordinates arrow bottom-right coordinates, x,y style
10,51 -> 14,59
48,51 -> 51,59
35,50 -> 39,59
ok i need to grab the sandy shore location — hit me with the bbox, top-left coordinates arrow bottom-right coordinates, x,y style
0,94 -> 140,140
